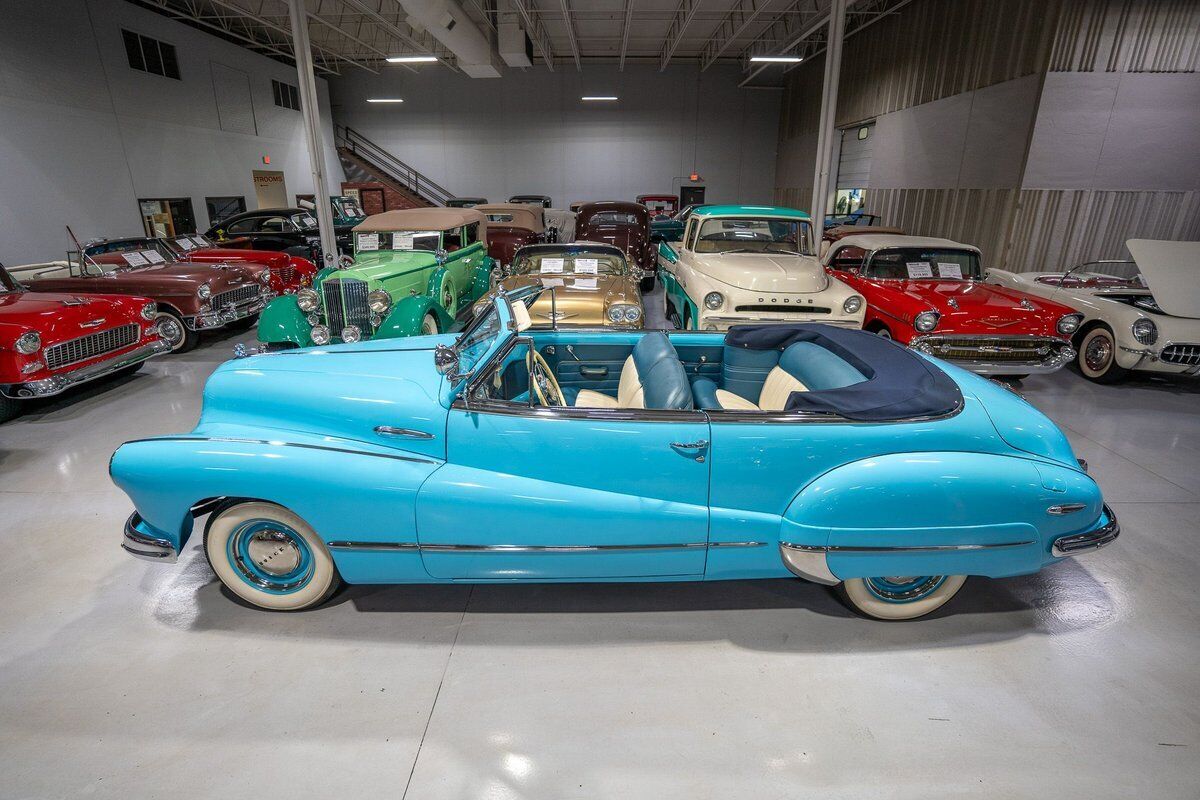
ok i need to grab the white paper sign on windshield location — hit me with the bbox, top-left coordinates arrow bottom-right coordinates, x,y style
122,251 -> 149,266
393,233 -> 415,251
143,250 -> 165,264
177,237 -> 195,251
540,258 -> 565,274
190,236 -> 209,248
358,233 -> 380,251
572,277 -> 598,290
906,261 -> 933,278
299,214 -> 316,228
936,262 -> 963,279
574,258 -> 599,275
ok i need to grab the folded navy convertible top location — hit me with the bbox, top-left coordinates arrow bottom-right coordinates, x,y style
725,324 -> 963,421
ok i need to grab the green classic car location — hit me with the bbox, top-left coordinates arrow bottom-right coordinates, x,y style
257,208 -> 493,348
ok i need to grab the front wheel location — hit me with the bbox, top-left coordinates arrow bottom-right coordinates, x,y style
837,575 -> 967,620
1077,326 -> 1129,383
156,311 -> 198,353
204,501 -> 341,611
421,312 -> 439,335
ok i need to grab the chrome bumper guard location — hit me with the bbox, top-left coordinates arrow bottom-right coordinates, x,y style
122,512 -> 178,563
779,542 -> 840,585
1052,504 -> 1120,558
188,294 -> 271,330
1,339 -> 170,399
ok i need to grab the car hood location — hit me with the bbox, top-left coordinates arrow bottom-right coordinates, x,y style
99,262 -> 264,290
1127,239 -> 1200,319
872,279 -> 1070,329
0,291 -> 142,339
491,273 -> 636,326
190,247 -> 288,268
696,253 -> 829,293
338,252 -> 440,283
198,338 -> 452,461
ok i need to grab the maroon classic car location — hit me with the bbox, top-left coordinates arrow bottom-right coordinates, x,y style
576,201 -> 655,292
0,263 -> 167,423
476,203 -> 546,269
11,241 -> 273,354
84,235 -> 316,296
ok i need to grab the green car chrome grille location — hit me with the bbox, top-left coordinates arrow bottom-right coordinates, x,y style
322,278 -> 371,334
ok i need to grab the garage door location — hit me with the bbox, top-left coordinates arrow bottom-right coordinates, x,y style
837,122 -> 875,189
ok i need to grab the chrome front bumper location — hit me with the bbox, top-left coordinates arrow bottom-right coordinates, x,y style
122,512 -> 178,563
187,294 -> 271,330
1052,504 -> 1120,558
1,339 -> 171,399
910,335 -> 1075,375
700,316 -> 862,332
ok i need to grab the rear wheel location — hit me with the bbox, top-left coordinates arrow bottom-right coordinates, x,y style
0,396 -> 22,425
1077,326 -> 1129,383
837,575 -> 967,620
421,313 -> 439,335
204,501 -> 341,611
156,310 -> 197,353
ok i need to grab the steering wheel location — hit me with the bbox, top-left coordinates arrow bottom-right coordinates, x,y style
529,350 -> 566,407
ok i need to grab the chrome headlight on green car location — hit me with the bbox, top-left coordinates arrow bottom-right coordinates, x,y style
368,290 -> 392,314
296,288 -> 319,312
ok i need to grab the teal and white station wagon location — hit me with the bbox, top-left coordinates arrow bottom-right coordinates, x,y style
111,287 -> 1117,620
658,205 -> 866,332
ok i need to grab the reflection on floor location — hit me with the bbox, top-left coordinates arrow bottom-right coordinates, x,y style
1,288 -> 1197,798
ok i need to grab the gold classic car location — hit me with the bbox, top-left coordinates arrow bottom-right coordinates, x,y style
473,242 -> 643,328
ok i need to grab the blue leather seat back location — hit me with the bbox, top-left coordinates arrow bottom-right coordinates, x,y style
779,341 -> 867,390
720,346 -> 780,402
632,333 -> 694,410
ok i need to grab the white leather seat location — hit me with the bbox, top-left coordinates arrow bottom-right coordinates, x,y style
716,366 -> 808,411
575,356 -> 643,408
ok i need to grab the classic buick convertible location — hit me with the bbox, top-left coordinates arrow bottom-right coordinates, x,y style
472,242 -> 643,329
988,240 -> 1200,382
257,208 -> 493,348
659,205 -> 865,331
112,288 -> 1117,619
825,234 -> 1082,376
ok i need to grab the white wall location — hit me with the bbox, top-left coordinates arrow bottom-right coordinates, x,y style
0,0 -> 342,265
329,64 -> 779,208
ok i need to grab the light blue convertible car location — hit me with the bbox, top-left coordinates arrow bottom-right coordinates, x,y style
111,287 -> 1118,619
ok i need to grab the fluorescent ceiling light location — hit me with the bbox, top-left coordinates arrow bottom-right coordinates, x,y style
750,55 -> 803,63
581,96 -> 618,101
366,98 -> 404,103
387,55 -> 437,63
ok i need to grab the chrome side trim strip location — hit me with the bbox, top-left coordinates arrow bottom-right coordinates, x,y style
708,541 -> 768,548
1052,504 -> 1120,558
327,541 -> 420,551
420,542 -> 708,553
820,541 -> 1035,553
120,436 -> 436,465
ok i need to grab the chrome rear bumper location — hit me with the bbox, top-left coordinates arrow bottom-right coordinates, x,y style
122,512 -> 178,563
1052,504 -> 1120,558
1,339 -> 170,399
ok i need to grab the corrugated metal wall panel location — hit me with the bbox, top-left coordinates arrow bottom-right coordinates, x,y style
1050,0 -> 1200,73
861,188 -> 1018,266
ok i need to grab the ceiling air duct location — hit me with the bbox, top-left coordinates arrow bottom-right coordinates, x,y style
399,0 -> 503,78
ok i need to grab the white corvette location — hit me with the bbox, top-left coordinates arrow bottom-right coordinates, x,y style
988,239 -> 1200,382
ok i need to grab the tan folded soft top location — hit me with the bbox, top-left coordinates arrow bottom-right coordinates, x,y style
475,203 -> 545,234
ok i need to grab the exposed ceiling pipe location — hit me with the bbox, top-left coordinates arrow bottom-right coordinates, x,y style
398,0 -> 504,78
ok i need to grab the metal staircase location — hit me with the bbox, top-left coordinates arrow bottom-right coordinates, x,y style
334,125 -> 454,208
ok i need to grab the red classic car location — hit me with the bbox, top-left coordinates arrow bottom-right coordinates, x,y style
12,241 -> 273,354
576,201 -> 655,292
636,194 -> 678,220
0,263 -> 168,423
823,233 -> 1083,376
85,235 -> 316,296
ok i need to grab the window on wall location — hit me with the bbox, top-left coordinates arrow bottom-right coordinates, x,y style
123,30 -> 180,79
205,196 -> 246,226
272,79 -> 301,111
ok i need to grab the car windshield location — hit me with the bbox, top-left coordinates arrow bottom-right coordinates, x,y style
168,234 -> 215,253
694,217 -> 813,255
512,251 -> 625,276
80,239 -> 174,272
454,285 -> 544,374
866,248 -> 983,281
334,197 -> 365,219
0,266 -> 19,293
292,213 -> 318,230
1052,260 -> 1144,289
588,211 -> 640,226
355,230 -> 441,253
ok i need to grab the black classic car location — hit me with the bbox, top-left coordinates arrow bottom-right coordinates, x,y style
205,207 -> 350,262
508,195 -> 553,209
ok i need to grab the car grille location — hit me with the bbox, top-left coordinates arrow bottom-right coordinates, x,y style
734,305 -> 832,314
917,335 -> 1066,364
322,278 -> 371,333
44,324 -> 139,371
211,284 -> 261,311
275,265 -> 295,286
1161,344 -> 1200,366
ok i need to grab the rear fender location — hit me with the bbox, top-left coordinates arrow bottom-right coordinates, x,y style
257,296 -> 310,346
781,452 -> 1098,580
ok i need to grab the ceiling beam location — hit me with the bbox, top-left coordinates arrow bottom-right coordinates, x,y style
659,0 -> 703,72
509,0 -> 556,71
618,0 -> 635,71
335,0 -> 456,70
699,0 -> 770,71
558,0 -> 582,71
202,0 -> 379,73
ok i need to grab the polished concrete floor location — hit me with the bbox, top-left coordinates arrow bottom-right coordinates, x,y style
2,289 -> 1198,798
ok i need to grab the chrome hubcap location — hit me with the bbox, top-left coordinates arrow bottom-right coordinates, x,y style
864,575 -> 946,603
227,519 -> 314,594
1084,335 -> 1112,372
157,316 -> 184,348
443,289 -> 454,310
246,531 -> 303,576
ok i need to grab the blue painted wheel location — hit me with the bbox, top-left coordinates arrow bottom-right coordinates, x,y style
839,574 -> 967,620
205,501 -> 340,611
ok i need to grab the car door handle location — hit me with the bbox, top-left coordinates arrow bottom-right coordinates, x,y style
670,439 -> 709,462
579,366 -> 608,378
375,426 -> 435,440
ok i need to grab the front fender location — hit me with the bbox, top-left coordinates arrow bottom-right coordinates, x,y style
468,257 -> 494,301
781,452 -> 1103,580
377,295 -> 454,338
110,431 -> 444,581
257,296 -> 311,346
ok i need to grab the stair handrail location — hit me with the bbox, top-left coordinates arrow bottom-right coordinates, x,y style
335,124 -> 454,206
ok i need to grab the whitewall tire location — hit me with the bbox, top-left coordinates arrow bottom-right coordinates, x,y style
421,313 -> 439,335
204,501 -> 340,611
838,575 -> 967,620
1077,326 -> 1128,383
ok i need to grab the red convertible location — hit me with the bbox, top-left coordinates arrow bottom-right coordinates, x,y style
0,262 -> 167,423
576,201 -> 655,292
824,233 -> 1082,376
85,234 -> 316,296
